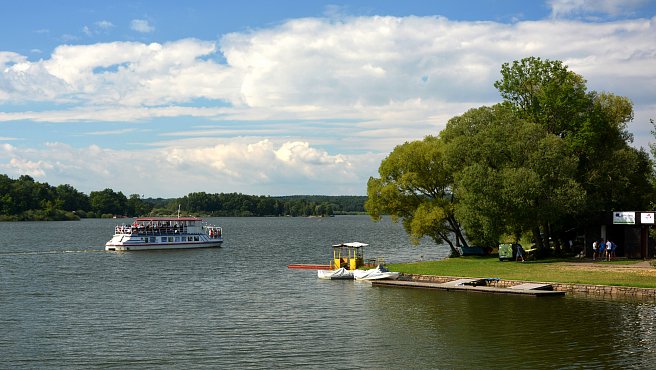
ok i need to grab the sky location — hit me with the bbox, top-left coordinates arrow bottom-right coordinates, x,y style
1,0 -> 655,198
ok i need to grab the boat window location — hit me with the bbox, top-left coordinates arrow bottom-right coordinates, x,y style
161,237 -> 167,242
194,236 -> 199,241
150,237 -> 155,243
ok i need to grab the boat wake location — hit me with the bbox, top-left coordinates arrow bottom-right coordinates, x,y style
0,249 -> 104,256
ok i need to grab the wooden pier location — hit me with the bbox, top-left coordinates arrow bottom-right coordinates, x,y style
371,278 -> 565,297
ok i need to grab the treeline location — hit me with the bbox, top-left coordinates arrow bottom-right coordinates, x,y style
0,174 -> 366,220
177,192 -> 366,217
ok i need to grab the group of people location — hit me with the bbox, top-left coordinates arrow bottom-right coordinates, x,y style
592,239 -> 617,261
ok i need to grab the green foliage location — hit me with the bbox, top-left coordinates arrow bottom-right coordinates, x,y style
0,175 -> 84,221
494,56 -> 589,137
174,192 -> 351,217
0,174 -> 360,221
366,136 -> 465,256
369,56 -> 652,256
489,57 -> 652,249
89,188 -> 128,216
441,103 -> 586,247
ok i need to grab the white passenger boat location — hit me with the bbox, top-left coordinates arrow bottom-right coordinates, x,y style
105,217 -> 223,251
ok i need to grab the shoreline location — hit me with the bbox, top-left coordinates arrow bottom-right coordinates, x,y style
398,273 -> 656,302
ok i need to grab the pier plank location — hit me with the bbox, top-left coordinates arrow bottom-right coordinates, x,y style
371,279 -> 564,297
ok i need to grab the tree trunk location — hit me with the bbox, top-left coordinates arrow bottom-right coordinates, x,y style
447,215 -> 469,249
542,223 -> 552,249
532,226 -> 544,249
436,232 -> 461,257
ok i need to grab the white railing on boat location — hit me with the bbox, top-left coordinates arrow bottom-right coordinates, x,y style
114,223 -> 223,238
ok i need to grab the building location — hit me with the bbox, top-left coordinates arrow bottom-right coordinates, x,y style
585,211 -> 655,259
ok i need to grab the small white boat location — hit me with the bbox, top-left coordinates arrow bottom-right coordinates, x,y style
353,265 -> 400,280
317,267 -> 354,280
106,217 -> 223,251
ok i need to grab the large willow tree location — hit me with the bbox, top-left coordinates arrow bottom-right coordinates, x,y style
441,104 -> 585,248
366,136 -> 466,257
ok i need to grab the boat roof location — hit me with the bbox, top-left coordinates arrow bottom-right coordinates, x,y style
134,217 -> 203,222
332,242 -> 369,248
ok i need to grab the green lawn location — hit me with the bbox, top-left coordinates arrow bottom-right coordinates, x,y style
388,257 -> 656,288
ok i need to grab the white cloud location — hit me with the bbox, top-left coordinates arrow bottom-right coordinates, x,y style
548,0 -> 650,18
1,16 -> 653,119
83,20 -> 115,37
1,39 -> 240,106
131,19 -> 154,33
0,140 -> 375,196
96,20 -> 114,29
0,14 -> 655,195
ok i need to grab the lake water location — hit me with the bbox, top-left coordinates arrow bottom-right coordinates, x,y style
1,216 -> 655,369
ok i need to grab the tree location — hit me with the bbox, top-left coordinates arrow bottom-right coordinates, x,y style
366,136 -> 466,257
494,56 -> 589,138
89,188 -> 128,216
55,184 -> 90,212
442,104 -> 585,249
126,194 -> 153,217
493,57 -> 652,249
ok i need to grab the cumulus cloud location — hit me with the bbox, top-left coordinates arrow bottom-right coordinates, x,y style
131,19 -> 154,33
0,14 -> 655,195
1,39 -> 240,106
0,140 -> 374,196
1,16 -> 654,120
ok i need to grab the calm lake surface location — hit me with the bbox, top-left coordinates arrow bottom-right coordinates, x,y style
1,216 -> 655,369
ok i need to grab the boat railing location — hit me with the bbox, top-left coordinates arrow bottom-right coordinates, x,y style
203,225 -> 223,239
114,224 -> 191,236
366,257 -> 385,266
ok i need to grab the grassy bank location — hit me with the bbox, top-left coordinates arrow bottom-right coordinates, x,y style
388,257 -> 656,289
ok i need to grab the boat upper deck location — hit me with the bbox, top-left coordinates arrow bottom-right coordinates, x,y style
113,217 -> 221,237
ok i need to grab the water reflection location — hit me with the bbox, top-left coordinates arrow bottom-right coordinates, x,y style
362,287 -> 656,369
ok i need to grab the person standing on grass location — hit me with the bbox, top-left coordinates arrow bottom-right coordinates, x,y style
592,240 -> 598,260
606,240 -> 614,261
598,239 -> 606,261
515,244 -> 525,262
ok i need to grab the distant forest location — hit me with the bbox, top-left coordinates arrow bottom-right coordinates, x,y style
0,174 -> 367,221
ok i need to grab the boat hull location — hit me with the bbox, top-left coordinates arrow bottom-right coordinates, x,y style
353,271 -> 400,280
317,268 -> 354,280
105,241 -> 222,251
352,265 -> 400,280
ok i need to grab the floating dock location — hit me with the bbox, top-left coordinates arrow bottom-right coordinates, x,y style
371,278 -> 565,297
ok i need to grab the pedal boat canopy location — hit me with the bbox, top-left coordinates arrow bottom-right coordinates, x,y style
332,242 -> 368,270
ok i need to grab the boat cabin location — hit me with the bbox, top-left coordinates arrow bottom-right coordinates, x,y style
332,242 -> 367,270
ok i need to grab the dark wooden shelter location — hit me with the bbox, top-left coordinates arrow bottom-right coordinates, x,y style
585,211 -> 655,259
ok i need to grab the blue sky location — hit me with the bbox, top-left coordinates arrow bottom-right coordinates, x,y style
1,0 -> 655,197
